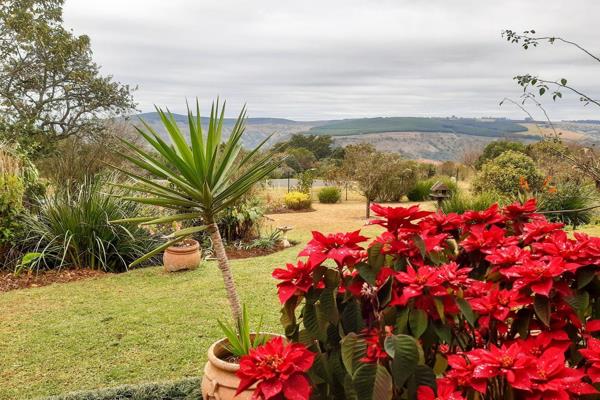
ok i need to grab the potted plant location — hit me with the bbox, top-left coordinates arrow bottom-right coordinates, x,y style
162,222 -> 201,272
112,99 -> 281,396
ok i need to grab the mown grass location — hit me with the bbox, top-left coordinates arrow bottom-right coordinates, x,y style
0,200 -> 394,399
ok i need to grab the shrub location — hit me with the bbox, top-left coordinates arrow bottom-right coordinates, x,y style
473,150 -> 544,196
264,201 -> 600,399
407,176 -> 458,202
0,173 -> 24,247
18,178 -> 159,272
284,191 -> 312,210
317,186 -> 341,203
217,197 -> 265,243
41,377 -> 200,400
475,139 -> 527,169
537,182 -> 597,227
440,191 -> 500,214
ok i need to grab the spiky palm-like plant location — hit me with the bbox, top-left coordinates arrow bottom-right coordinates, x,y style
113,100 -> 280,320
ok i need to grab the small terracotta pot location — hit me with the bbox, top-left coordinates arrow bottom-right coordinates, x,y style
201,334 -> 280,400
162,239 -> 201,272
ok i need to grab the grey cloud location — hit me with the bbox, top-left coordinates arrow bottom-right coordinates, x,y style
63,0 -> 600,120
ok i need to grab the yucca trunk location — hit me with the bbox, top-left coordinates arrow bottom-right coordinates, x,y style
208,221 -> 243,321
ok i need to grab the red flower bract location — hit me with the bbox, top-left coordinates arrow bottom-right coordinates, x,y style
299,230 -> 367,267
272,260 -> 316,304
370,203 -> 432,233
236,336 -> 315,400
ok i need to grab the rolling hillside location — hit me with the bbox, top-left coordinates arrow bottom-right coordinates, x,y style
131,113 -> 597,161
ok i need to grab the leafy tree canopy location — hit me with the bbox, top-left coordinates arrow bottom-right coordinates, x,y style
475,140 -> 527,169
0,0 -> 136,153
273,134 -> 343,161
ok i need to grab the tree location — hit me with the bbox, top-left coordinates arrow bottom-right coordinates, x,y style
284,147 -> 316,172
473,150 -> 544,197
0,0 -> 135,152
475,140 -> 527,169
502,29 -> 600,188
273,134 -> 340,160
113,100 -> 280,321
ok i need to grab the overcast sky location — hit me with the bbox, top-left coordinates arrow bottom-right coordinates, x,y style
63,0 -> 599,120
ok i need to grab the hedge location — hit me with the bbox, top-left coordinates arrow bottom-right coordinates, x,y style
41,377 -> 201,400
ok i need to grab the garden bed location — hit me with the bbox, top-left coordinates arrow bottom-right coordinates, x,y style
0,269 -> 106,293
223,242 -> 295,259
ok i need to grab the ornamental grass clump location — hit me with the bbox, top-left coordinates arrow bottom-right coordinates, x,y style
247,199 -> 600,399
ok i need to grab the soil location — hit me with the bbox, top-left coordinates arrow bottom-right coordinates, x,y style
223,242 -> 294,260
265,207 -> 316,214
0,269 -> 106,293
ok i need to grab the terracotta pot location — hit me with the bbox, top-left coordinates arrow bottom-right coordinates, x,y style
201,334 -> 280,400
162,238 -> 201,272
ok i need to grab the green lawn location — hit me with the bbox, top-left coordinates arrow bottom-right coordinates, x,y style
0,201 -> 386,399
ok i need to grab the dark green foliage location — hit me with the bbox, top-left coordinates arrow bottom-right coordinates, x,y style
441,192 -> 501,214
407,177 -> 458,202
318,186 -> 341,203
17,177 -> 159,272
308,117 -> 530,138
473,150 -> 544,196
216,198 -> 264,243
0,173 -> 24,247
41,377 -> 201,400
537,183 -> 597,227
273,134 -> 339,160
475,140 -> 528,169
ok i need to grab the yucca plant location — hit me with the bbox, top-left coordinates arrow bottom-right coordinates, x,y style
112,100 -> 280,320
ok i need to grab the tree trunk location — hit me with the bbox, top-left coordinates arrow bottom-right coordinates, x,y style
208,222 -> 243,321
366,198 -> 371,219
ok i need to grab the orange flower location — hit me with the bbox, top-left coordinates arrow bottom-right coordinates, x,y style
519,176 -> 530,191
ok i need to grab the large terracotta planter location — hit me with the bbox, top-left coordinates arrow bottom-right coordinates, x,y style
162,239 -> 201,272
202,334 -> 280,400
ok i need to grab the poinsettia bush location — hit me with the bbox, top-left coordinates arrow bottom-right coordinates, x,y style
240,200 -> 600,399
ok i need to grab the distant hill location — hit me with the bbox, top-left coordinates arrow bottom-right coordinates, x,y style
307,117 -> 533,139
129,113 -> 600,161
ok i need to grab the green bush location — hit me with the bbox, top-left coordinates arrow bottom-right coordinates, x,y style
441,191 -> 501,214
318,186 -> 341,203
0,173 -> 25,247
537,182 -> 597,227
475,140 -> 527,169
18,177 -> 159,272
284,191 -> 312,210
41,377 -> 201,400
473,150 -> 544,197
407,177 -> 458,202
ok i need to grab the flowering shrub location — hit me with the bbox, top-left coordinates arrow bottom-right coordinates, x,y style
284,191 -> 312,210
267,199 -> 600,399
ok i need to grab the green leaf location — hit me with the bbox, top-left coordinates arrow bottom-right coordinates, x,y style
303,303 -> 327,342
577,266 -> 596,289
456,297 -> 476,326
341,300 -> 364,334
433,297 -> 445,322
341,333 -> 367,375
414,365 -> 437,391
352,364 -> 393,400
534,294 -> 551,327
318,287 -> 339,325
565,291 -> 590,321
384,334 -> 418,389
561,78 -> 567,86
367,242 -> 385,271
355,262 -> 378,285
409,308 -> 428,339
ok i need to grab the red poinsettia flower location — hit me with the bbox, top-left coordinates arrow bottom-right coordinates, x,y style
446,354 -> 487,393
437,261 -> 472,289
501,256 -> 569,296
460,225 -> 517,254
503,199 -> 544,233
299,230 -> 367,267
419,211 -> 463,235
360,328 -> 390,363
272,260 -> 316,304
236,336 -> 315,400
469,343 -> 534,391
526,347 -> 597,399
521,220 -> 564,244
370,204 -> 432,233
468,287 -> 526,325
520,331 -> 571,358
395,265 -> 444,305
461,204 -> 505,229
420,232 -> 449,252
417,379 -> 465,400
579,337 -> 600,383
485,245 -> 528,268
